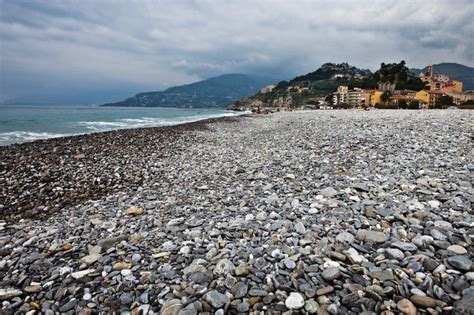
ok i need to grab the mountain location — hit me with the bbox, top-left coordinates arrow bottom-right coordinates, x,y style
102,74 -> 276,108
411,63 -> 474,90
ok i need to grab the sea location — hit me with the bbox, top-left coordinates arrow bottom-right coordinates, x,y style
0,105 -> 242,146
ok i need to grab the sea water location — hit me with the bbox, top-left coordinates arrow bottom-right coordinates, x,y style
0,105 -> 241,146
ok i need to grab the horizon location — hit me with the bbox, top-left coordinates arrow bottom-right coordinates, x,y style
1,0 -> 473,105
2,61 -> 472,106
1,61 -> 473,106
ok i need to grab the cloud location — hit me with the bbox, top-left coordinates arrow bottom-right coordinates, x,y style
0,0 -> 473,104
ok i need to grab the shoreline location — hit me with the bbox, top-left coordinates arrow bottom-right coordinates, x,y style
0,109 -> 247,147
0,114 -> 249,221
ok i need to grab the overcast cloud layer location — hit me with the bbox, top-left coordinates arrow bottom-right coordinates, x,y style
1,0 -> 473,104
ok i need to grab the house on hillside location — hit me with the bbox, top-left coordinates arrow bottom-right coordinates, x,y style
419,64 -> 463,94
260,85 -> 276,93
378,82 -> 396,92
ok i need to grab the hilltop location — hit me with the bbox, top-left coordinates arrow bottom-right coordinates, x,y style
411,63 -> 474,90
231,61 -> 424,109
102,74 -> 275,108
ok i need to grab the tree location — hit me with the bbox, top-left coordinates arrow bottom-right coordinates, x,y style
398,99 -> 408,109
325,94 -> 334,105
276,81 -> 289,89
435,95 -> 454,108
408,100 -> 420,110
380,92 -> 391,104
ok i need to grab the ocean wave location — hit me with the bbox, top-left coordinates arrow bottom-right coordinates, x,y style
0,131 -> 70,146
77,112 -> 242,132
1,111 -> 244,145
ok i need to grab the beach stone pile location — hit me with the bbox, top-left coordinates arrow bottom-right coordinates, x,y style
0,110 -> 473,314
0,118 -> 220,221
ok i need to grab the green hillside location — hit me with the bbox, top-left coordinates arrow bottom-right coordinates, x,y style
232,61 -> 424,109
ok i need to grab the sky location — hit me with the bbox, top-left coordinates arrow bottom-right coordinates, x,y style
0,0 -> 473,105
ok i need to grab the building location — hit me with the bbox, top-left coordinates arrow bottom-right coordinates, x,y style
260,85 -> 276,93
419,64 -> 463,94
389,90 -> 416,106
446,91 -> 474,105
333,86 -> 369,107
361,89 -> 377,107
333,86 -> 349,105
414,90 -> 443,108
370,91 -> 384,107
347,88 -> 371,107
378,82 -> 396,92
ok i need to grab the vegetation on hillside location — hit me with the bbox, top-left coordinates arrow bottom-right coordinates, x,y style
231,61 -> 424,109
373,61 -> 425,90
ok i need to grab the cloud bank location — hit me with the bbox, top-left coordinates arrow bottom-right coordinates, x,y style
1,0 -> 473,104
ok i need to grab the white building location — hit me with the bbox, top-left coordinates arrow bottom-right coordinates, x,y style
333,85 -> 348,105
333,86 -> 365,107
260,85 -> 276,93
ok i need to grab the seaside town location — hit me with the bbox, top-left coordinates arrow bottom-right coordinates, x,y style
331,65 -> 473,110
237,63 -> 474,112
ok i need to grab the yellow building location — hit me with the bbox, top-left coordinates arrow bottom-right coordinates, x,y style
415,90 -> 443,108
370,91 -> 383,106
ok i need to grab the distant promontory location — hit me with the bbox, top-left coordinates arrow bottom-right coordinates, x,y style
101,74 -> 276,108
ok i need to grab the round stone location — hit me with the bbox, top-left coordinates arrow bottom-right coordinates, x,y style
236,302 -> 250,313
234,264 -> 249,276
410,295 -> 438,308
321,267 -> 341,282
305,300 -> 319,313
285,292 -> 305,309
336,232 -> 355,243
385,248 -> 404,260
205,290 -> 229,308
447,245 -> 467,255
284,259 -> 296,269
447,255 -> 472,271
231,282 -> 248,299
132,253 -> 141,262
24,285 -> 42,293
213,259 -> 235,276
160,299 -> 183,315
397,298 -> 417,315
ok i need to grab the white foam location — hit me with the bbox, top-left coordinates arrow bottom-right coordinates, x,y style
77,112 -> 243,132
0,131 -> 70,146
0,111 -> 245,146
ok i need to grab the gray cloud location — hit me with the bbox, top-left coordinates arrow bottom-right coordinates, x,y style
0,0 -> 473,104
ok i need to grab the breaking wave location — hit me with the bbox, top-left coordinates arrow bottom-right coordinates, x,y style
1,111 -> 243,145
0,131 -> 71,146
77,112 -> 241,132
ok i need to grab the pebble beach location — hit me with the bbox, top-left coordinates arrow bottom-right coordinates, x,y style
0,110 -> 473,314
